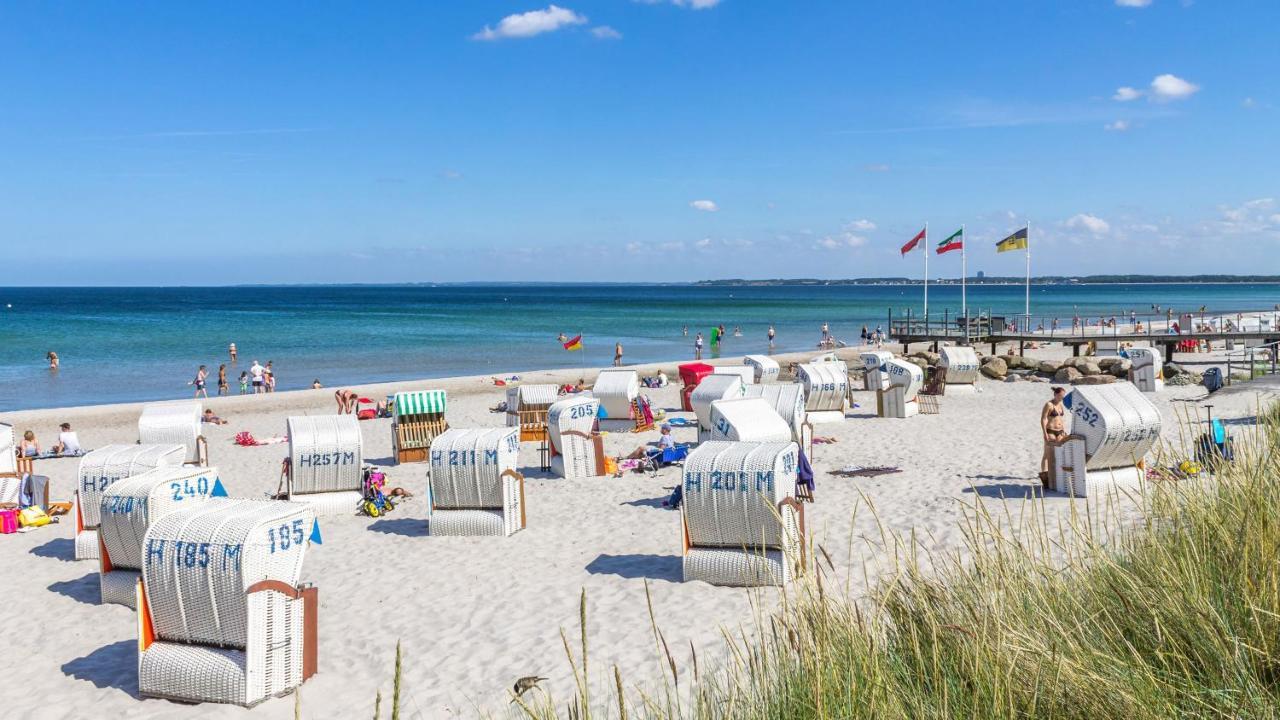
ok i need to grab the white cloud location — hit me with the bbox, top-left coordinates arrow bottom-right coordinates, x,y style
689,199 -> 719,212
1104,120 -> 1131,132
636,0 -> 722,7
1065,213 -> 1111,234
472,5 -> 587,41
1242,97 -> 1257,108
591,25 -> 622,39
814,233 -> 867,250
1116,0 -> 1152,7
845,219 -> 877,232
1150,73 -> 1199,101
695,237 -> 712,249
1113,86 -> 1142,102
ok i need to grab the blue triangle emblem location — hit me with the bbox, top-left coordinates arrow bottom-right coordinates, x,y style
210,478 -> 228,497
309,520 -> 323,545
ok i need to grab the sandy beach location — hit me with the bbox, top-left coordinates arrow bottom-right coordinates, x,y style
2,343 -> 1276,720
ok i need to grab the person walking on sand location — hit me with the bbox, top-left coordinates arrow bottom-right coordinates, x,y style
694,332 -> 704,360
613,342 -> 623,367
1040,386 -> 1068,488
250,360 -> 265,394
768,324 -> 776,348
193,365 -> 209,399
229,342 -> 237,363
217,364 -> 229,396
47,350 -> 59,370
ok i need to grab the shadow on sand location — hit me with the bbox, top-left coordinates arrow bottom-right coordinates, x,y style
585,553 -> 682,582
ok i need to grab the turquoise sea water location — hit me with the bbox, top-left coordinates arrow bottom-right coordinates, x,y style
1,283 -> 1277,411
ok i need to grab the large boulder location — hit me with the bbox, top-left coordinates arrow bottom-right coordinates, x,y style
1078,361 -> 1103,376
1054,366 -> 1083,384
1097,357 -> 1124,369
1004,373 -> 1022,383
1004,355 -> 1028,370
1108,359 -> 1133,377
906,357 -> 930,371
980,357 -> 1008,379
912,351 -> 941,366
1164,362 -> 1185,378
1037,360 -> 1061,374
1074,374 -> 1117,385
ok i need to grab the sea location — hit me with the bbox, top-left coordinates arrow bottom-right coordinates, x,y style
1,283 -> 1278,411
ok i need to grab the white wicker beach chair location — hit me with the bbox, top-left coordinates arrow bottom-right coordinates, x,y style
0,423 -> 32,506
681,441 -> 805,587
593,369 -> 640,430
742,383 -> 812,455
742,355 -> 780,384
137,498 -> 318,706
711,365 -> 755,385
938,346 -> 980,393
1126,347 -> 1164,393
547,395 -> 603,479
505,384 -> 559,437
795,363 -> 848,424
138,402 -> 207,466
707,398 -> 794,443
859,351 -> 893,391
98,466 -> 223,608
75,445 -> 186,560
285,415 -> 363,516
879,358 -> 924,418
690,374 -> 747,436
392,390 -> 447,464
428,428 -> 524,536
1051,383 -> 1162,497
1093,339 -> 1121,357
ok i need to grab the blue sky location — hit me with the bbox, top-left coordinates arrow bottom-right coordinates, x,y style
2,1 -> 1277,285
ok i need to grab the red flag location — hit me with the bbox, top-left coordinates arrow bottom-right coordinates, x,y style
900,228 -> 926,255
563,335 -> 583,351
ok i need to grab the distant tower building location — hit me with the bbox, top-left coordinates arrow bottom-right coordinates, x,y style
976,270 -> 985,280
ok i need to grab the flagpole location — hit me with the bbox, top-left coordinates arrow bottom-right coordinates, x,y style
1025,220 -> 1032,332
923,222 -> 929,325
961,223 -> 967,341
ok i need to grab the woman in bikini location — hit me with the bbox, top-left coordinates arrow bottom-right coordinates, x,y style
217,364 -> 229,396
1040,386 -> 1068,488
193,365 -> 209,399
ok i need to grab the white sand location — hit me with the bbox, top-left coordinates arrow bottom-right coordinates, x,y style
1,346 -> 1275,719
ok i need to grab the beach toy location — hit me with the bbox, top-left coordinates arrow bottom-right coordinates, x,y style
427,427 -> 524,536
859,351 -> 893,391
938,346 -> 980,393
742,355 -> 780,383
1051,383 -> 1162,497
97,466 -> 223,608
707,398 -> 793,443
285,415 -> 364,516
879,358 -> 924,419
137,498 -> 318,706
795,362 -> 848,423
593,369 -> 641,431
690,374 -> 747,436
138,401 -> 208,466
74,444 -> 186,560
547,395 -> 603,479
1126,346 -> 1164,392
681,441 -> 804,587
392,389 -> 447,464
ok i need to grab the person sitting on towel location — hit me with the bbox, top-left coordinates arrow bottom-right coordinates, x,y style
51,423 -> 81,455
624,424 -> 676,460
655,369 -> 669,387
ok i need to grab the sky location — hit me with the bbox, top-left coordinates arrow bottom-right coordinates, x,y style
2,0 -> 1278,285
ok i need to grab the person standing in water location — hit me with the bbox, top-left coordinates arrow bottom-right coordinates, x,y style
229,342 -> 237,363
193,365 -> 209,399
47,350 -> 59,370
613,342 -> 624,367
1040,386 -> 1068,488
694,332 -> 704,360
768,324 -> 776,348
217,364 -> 229,396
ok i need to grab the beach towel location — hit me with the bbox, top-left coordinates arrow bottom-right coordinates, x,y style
830,466 -> 902,478
235,431 -> 287,447
797,450 -> 814,495
665,417 -> 695,427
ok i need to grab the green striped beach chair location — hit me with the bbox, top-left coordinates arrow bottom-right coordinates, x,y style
393,390 -> 448,464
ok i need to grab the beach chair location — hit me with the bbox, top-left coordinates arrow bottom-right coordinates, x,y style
0,423 -> 34,506
677,362 -> 715,411
594,369 -> 641,431
427,428 -> 524,536
392,390 -> 447,464
707,398 -> 793,443
743,383 -> 813,458
859,351 -> 893,391
1050,383 -> 1162,497
75,445 -> 187,560
743,355 -> 781,384
878,358 -> 924,419
138,402 -> 208,466
938,346 -> 979,394
1126,347 -> 1164,392
97,466 -> 223,608
690,374 -> 747,439
136,499 -> 319,706
284,415 -> 364,516
681,441 -> 805,587
795,362 -> 849,424
710,365 -> 755,385
505,384 -> 558,441
548,395 -> 604,479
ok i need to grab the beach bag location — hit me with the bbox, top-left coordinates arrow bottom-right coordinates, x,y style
0,509 -> 18,534
18,506 -> 50,528
603,456 -> 618,475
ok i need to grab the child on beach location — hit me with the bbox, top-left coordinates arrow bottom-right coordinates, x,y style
238,371 -> 249,394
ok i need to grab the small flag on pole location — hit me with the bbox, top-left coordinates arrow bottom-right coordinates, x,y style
900,228 -> 926,255
936,228 -> 963,254
563,335 -> 583,351
996,227 -> 1029,253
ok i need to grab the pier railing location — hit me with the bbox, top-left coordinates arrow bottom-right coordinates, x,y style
1225,340 -> 1280,386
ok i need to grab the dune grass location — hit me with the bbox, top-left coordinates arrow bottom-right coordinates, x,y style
498,400 -> 1280,720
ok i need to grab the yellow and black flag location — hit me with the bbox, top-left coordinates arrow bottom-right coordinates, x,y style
996,227 -> 1028,253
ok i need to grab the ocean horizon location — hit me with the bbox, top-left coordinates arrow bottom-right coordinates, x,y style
2,282 -> 1277,412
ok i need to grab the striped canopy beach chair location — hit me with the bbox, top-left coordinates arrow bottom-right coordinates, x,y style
138,401 -> 208,466
285,415 -> 364,516
98,466 -> 223,607
137,499 -> 318,706
392,390 -> 447,464
75,444 -> 186,560
548,395 -> 604,479
681,441 -> 805,587
428,427 -> 525,536
0,423 -> 34,506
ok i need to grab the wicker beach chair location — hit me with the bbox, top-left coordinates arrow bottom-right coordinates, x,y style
547,395 -> 604,479
878,358 -> 924,419
795,362 -> 849,424
392,390 -> 447,464
707,398 -> 794,443
742,383 -> 813,458
742,355 -> 780,383
97,466 -> 223,607
75,444 -> 186,560
594,369 -> 641,431
677,362 -> 715,411
938,346 -> 980,394
0,423 -> 34,506
859,351 -> 892,391
284,415 -> 364,516
505,384 -> 558,441
710,365 -> 755,384
1050,383 -> 1161,497
690,374 -> 747,439
427,427 -> 524,536
136,498 -> 318,706
681,441 -> 805,587
1126,347 -> 1164,392
138,402 -> 208,466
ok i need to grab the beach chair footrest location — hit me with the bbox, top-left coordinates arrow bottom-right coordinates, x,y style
683,547 -> 791,587
428,508 -> 519,537
75,529 -> 100,560
100,568 -> 140,608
